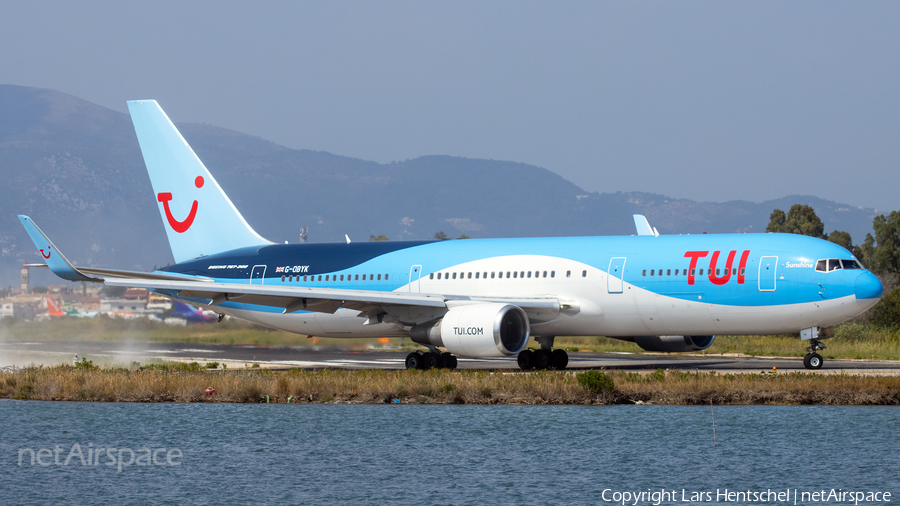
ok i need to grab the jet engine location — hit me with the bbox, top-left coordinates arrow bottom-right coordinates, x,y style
409,303 -> 529,357
633,335 -> 716,353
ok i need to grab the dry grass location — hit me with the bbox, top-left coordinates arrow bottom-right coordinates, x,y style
3,367 -> 898,405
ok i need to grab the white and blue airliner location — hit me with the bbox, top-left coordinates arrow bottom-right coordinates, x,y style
20,101 -> 883,370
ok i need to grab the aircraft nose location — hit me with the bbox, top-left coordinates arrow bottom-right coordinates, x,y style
855,271 -> 883,308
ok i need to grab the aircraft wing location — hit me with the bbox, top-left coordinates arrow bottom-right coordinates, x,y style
102,277 -> 561,324
20,214 -> 561,325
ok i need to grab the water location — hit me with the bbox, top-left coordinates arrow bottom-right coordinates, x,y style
1,400 -> 897,505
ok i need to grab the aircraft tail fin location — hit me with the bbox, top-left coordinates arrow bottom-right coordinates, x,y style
46,296 -> 64,317
633,215 -> 660,237
126,100 -> 272,263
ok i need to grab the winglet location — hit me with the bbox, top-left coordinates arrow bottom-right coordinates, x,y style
17,215 -> 101,282
633,215 -> 659,237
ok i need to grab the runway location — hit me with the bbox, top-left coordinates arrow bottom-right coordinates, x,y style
2,340 -> 898,374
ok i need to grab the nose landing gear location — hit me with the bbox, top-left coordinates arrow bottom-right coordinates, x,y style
803,339 -> 826,370
800,326 -> 832,370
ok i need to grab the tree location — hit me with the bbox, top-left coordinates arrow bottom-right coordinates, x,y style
827,230 -> 853,251
857,211 -> 900,275
31,286 -> 48,294
457,234 -> 471,240
369,234 -> 389,241
766,204 -> 825,238
433,231 -> 448,241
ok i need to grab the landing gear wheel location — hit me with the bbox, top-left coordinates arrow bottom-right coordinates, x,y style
534,349 -> 552,370
804,353 -> 823,370
517,350 -> 535,371
405,352 -> 424,370
551,349 -> 569,370
423,352 -> 442,370
442,353 -> 458,370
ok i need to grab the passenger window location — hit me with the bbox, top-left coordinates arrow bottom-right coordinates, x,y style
491,272 -> 495,279
566,270 -> 571,278
384,274 -> 388,280
666,269 -> 671,276
551,271 -> 555,278
690,269 -> 695,276
543,271 -> 547,278
468,273 -> 472,279
674,270 -> 678,276
430,273 -> 434,280
716,269 -> 720,276
650,269 -> 655,276
281,275 -> 286,282
740,268 -> 745,275
452,273 -> 457,279
303,276 -> 308,282
527,271 -> 532,278
699,269 -> 704,276
483,272 -> 487,278
362,274 -> 367,281
520,271 -> 525,278
682,269 -> 687,276
507,272 -> 511,278
340,275 -> 344,281
475,272 -> 480,279
582,270 -> 587,277
325,275 -> 330,281
643,269 -> 647,276
513,272 -> 518,279
318,275 -> 322,281
377,274 -> 382,281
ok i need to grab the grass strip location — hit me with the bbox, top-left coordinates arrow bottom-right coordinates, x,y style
3,366 -> 899,405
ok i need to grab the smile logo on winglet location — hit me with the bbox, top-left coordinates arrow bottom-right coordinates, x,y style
40,246 -> 52,259
158,176 -> 204,233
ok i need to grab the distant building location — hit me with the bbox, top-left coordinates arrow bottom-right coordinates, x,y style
100,298 -> 148,316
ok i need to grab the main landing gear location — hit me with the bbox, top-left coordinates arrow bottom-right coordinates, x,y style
803,338 -> 826,370
517,336 -> 568,371
405,350 -> 458,370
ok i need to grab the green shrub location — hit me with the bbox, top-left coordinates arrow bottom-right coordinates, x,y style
74,357 -> 96,370
868,287 -> 900,328
13,384 -> 33,400
576,370 -> 615,394
205,362 -> 219,369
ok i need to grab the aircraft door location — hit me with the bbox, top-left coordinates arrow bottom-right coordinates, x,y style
409,265 -> 422,293
608,257 -> 626,293
250,265 -> 266,285
758,256 -> 777,292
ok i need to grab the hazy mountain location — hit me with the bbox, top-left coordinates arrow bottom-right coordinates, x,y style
0,85 -> 884,288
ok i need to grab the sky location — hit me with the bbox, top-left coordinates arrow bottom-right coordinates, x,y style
1,1 -> 898,211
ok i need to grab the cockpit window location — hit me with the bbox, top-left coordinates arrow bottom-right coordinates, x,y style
816,258 -> 863,272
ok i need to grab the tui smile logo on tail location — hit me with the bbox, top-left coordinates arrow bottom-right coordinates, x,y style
158,176 -> 204,233
40,246 -> 52,259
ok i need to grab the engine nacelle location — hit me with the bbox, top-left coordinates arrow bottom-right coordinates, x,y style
634,335 -> 716,353
409,303 -> 530,357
